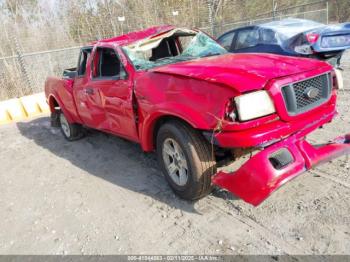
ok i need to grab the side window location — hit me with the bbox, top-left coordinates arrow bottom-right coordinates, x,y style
234,29 -> 259,50
77,48 -> 92,76
218,32 -> 235,50
92,47 -> 125,78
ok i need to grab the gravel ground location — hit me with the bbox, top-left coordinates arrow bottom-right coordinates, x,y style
0,52 -> 349,255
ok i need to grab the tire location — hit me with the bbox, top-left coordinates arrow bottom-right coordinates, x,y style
59,111 -> 84,141
156,121 -> 216,200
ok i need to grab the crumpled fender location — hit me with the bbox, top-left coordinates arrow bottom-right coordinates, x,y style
212,133 -> 350,206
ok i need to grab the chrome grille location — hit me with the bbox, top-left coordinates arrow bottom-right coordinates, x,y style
281,73 -> 331,115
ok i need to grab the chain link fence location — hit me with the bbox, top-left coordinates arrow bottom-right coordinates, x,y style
210,0 -> 328,37
0,0 -> 329,101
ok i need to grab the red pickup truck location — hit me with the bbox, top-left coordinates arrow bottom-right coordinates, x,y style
45,25 -> 350,206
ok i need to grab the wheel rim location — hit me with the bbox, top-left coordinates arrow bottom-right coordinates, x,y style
162,138 -> 189,186
59,113 -> 71,137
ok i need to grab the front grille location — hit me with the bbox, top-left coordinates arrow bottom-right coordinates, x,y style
281,73 -> 331,115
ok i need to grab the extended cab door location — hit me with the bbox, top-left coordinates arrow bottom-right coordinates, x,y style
73,47 -> 105,128
78,45 -> 138,141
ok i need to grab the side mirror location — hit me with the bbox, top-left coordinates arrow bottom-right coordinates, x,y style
119,64 -> 128,80
63,68 -> 77,79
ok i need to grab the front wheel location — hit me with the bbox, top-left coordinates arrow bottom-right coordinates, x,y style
59,111 -> 84,141
156,121 -> 216,200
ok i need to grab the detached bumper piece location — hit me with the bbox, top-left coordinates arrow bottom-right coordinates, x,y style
212,133 -> 350,206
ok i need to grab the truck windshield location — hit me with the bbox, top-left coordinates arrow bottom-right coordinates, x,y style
122,30 -> 227,70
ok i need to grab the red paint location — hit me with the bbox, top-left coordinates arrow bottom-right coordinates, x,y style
152,53 -> 330,93
45,26 -> 350,205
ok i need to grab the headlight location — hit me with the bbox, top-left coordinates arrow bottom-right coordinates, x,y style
234,90 -> 275,121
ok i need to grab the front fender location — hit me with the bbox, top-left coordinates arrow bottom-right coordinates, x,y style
134,71 -> 237,151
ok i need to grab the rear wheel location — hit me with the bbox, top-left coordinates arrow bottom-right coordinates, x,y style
156,121 -> 216,200
59,111 -> 84,141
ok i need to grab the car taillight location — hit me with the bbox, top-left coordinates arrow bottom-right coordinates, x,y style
306,33 -> 319,44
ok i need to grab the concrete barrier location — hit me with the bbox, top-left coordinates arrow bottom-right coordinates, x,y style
33,93 -> 50,113
0,92 -> 49,125
20,95 -> 42,118
0,104 -> 12,125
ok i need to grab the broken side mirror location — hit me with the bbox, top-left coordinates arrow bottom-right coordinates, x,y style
63,68 -> 77,79
119,64 -> 128,80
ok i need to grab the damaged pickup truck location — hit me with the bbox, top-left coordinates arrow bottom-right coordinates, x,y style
45,25 -> 350,206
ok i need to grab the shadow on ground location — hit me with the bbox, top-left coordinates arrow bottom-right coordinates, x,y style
17,117 -> 237,214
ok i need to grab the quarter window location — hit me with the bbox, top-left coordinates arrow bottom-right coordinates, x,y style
261,29 -> 278,44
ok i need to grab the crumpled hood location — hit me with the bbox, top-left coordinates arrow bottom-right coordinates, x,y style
152,53 -> 330,93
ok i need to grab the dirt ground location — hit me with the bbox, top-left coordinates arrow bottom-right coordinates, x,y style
0,52 -> 350,255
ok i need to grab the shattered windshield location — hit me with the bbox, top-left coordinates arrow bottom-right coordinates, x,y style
122,29 -> 227,70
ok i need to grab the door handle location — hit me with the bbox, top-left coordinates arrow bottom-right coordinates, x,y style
85,87 -> 94,95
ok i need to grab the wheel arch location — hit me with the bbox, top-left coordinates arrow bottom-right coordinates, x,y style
47,94 -> 75,123
48,95 -> 59,112
152,115 -> 194,149
140,111 -> 210,152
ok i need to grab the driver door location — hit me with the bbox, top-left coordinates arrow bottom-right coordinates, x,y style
85,46 -> 138,140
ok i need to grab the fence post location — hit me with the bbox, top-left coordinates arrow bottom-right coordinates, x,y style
13,35 -> 33,96
272,0 -> 277,20
326,1 -> 329,24
207,0 -> 215,36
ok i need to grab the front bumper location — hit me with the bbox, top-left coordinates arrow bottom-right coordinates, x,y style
214,96 -> 337,148
212,131 -> 350,206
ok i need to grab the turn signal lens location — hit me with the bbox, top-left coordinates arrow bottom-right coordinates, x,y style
225,99 -> 237,121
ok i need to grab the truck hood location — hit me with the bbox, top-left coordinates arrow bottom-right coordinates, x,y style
151,53 -> 329,93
